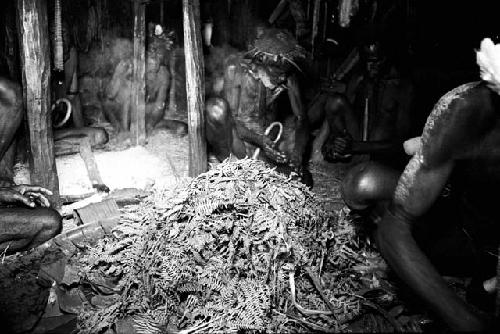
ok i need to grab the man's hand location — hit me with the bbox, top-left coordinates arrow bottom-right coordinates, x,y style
322,132 -> 353,161
262,137 -> 289,164
0,185 -> 53,208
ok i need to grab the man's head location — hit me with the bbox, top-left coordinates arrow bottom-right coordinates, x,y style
360,41 -> 387,78
249,63 -> 287,90
146,52 -> 161,74
245,28 -> 305,86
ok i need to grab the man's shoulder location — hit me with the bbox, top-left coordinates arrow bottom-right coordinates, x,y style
425,82 -> 483,125
420,81 -> 497,164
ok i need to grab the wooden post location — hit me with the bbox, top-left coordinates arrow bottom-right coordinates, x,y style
311,0 -> 321,58
167,49 -> 178,118
131,0 -> 146,145
17,0 -> 60,206
182,0 -> 207,176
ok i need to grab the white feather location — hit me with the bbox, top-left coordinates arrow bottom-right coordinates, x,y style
476,38 -> 500,94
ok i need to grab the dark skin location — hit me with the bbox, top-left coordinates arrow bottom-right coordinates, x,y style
311,53 -> 414,166
376,81 -> 500,331
206,55 -> 309,173
0,78 -> 62,254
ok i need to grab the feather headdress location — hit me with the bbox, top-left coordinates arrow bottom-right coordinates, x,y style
476,38 -> 500,95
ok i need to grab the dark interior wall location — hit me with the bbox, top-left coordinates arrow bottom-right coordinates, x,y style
408,0 -> 499,127
2,0 -> 498,112
0,0 -> 18,80
413,0 -> 499,69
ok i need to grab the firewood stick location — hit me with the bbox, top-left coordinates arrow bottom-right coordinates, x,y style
79,137 -> 108,192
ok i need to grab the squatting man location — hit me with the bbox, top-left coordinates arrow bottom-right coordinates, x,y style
0,78 -> 62,255
341,38 -> 500,331
204,27 -> 313,185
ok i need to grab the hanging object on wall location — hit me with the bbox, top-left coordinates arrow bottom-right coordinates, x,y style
338,0 -> 359,28
53,0 -> 64,71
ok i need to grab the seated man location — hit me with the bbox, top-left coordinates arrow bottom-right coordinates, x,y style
341,39 -> 500,331
205,28 -> 312,185
310,39 -> 415,169
0,77 -> 62,255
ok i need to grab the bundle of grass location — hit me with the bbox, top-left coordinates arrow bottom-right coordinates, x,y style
78,159 -> 372,333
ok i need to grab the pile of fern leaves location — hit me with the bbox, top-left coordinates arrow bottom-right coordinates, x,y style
78,159 -> 373,333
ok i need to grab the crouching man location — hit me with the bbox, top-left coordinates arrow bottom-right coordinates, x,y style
341,39 -> 500,331
0,77 -> 61,255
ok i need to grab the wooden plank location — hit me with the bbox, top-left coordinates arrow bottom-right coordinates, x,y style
17,0 -> 60,207
74,198 -> 120,227
182,0 -> 207,176
79,137 -> 109,192
131,0 -> 146,145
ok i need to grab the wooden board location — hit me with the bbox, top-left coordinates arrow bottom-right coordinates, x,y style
79,137 -> 108,192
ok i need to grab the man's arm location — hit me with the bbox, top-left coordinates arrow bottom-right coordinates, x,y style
376,84 -> 487,331
221,62 -> 260,147
223,62 -> 241,115
376,156 -> 484,331
287,74 -> 309,165
153,65 -> 169,106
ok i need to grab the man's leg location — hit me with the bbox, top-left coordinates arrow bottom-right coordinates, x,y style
0,139 -> 17,182
0,207 -> 62,254
310,93 -> 360,162
205,97 -> 246,161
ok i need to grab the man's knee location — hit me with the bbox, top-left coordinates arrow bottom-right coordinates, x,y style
341,161 -> 400,210
0,78 -> 23,121
325,93 -> 349,112
91,127 -> 109,146
205,97 -> 229,124
36,208 -> 63,239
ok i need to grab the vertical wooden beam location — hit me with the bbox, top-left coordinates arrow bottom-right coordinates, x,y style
17,0 -> 60,206
311,0 -> 321,58
182,0 -> 207,176
167,49 -> 178,118
131,0 -> 146,145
